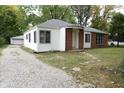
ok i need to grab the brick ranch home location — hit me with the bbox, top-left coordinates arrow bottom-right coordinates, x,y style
18,19 -> 108,52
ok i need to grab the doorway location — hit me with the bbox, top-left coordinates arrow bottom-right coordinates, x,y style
72,30 -> 79,49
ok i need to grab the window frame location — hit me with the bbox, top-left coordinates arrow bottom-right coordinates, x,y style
46,31 -> 50,43
39,30 -> 51,44
29,33 -> 31,43
34,31 -> 36,43
26,34 -> 28,40
85,34 -> 90,43
96,33 -> 104,45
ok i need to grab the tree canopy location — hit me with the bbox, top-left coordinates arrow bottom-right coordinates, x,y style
91,5 -> 117,31
109,13 -> 124,46
0,6 -> 27,43
39,5 -> 76,23
71,5 -> 91,26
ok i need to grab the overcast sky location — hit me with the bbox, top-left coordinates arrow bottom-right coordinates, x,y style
115,6 -> 124,14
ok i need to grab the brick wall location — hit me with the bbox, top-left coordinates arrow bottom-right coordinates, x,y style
103,34 -> 108,47
79,29 -> 84,49
66,28 -> 72,50
91,32 -> 108,48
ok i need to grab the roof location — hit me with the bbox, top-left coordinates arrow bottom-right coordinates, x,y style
37,19 -> 107,34
11,35 -> 24,40
84,27 -> 107,34
24,19 -> 107,34
37,19 -> 78,29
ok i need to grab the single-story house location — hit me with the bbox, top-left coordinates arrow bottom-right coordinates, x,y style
10,35 -> 24,45
24,19 -> 108,52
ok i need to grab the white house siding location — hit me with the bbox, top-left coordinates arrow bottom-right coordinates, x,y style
59,28 -> 66,51
37,28 -> 53,52
84,31 -> 91,48
37,28 -> 62,52
24,27 -> 38,52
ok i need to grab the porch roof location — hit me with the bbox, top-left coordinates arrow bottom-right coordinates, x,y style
84,27 -> 108,34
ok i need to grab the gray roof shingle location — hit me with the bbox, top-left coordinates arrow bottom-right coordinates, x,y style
84,27 -> 107,34
37,19 -> 107,34
25,19 -> 107,34
11,35 -> 24,40
37,19 -> 76,29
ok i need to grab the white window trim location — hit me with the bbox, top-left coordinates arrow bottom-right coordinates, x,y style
39,30 -> 51,44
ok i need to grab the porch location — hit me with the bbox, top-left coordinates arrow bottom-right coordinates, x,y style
65,28 -> 84,50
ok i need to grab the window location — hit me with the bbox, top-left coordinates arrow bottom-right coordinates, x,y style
34,31 -> 36,43
40,31 -> 45,43
85,34 -> 90,42
40,30 -> 50,43
96,34 -> 104,45
46,31 -> 50,43
29,33 -> 31,42
26,34 -> 28,39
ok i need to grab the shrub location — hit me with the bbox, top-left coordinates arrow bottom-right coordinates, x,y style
0,37 -> 6,45
110,42 -> 115,47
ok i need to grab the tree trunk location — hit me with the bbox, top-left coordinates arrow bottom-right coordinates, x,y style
117,41 -> 119,47
117,33 -> 119,47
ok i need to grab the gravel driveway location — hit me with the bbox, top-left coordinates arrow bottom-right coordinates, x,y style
0,45 -> 79,88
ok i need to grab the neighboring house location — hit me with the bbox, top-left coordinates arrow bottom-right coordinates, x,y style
108,41 -> 124,46
10,35 -> 24,45
24,19 -> 108,52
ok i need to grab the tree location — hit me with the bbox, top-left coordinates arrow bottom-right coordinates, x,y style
16,6 -> 29,31
0,5 -> 76,44
19,5 -> 42,26
0,37 -> 6,45
0,6 -> 26,43
18,5 -> 76,26
39,5 -> 76,23
71,5 -> 91,26
91,5 -> 118,31
109,13 -> 124,47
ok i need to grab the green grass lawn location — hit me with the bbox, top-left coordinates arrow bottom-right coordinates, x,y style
22,46 -> 124,87
86,48 -> 124,68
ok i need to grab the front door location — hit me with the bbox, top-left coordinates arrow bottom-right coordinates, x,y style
66,28 -> 84,50
72,31 -> 79,49
84,32 -> 91,48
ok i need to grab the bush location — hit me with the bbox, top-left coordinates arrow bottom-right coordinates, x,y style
110,42 -> 115,47
0,37 -> 6,45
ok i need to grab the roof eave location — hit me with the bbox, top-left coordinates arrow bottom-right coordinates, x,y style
23,26 -> 38,34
